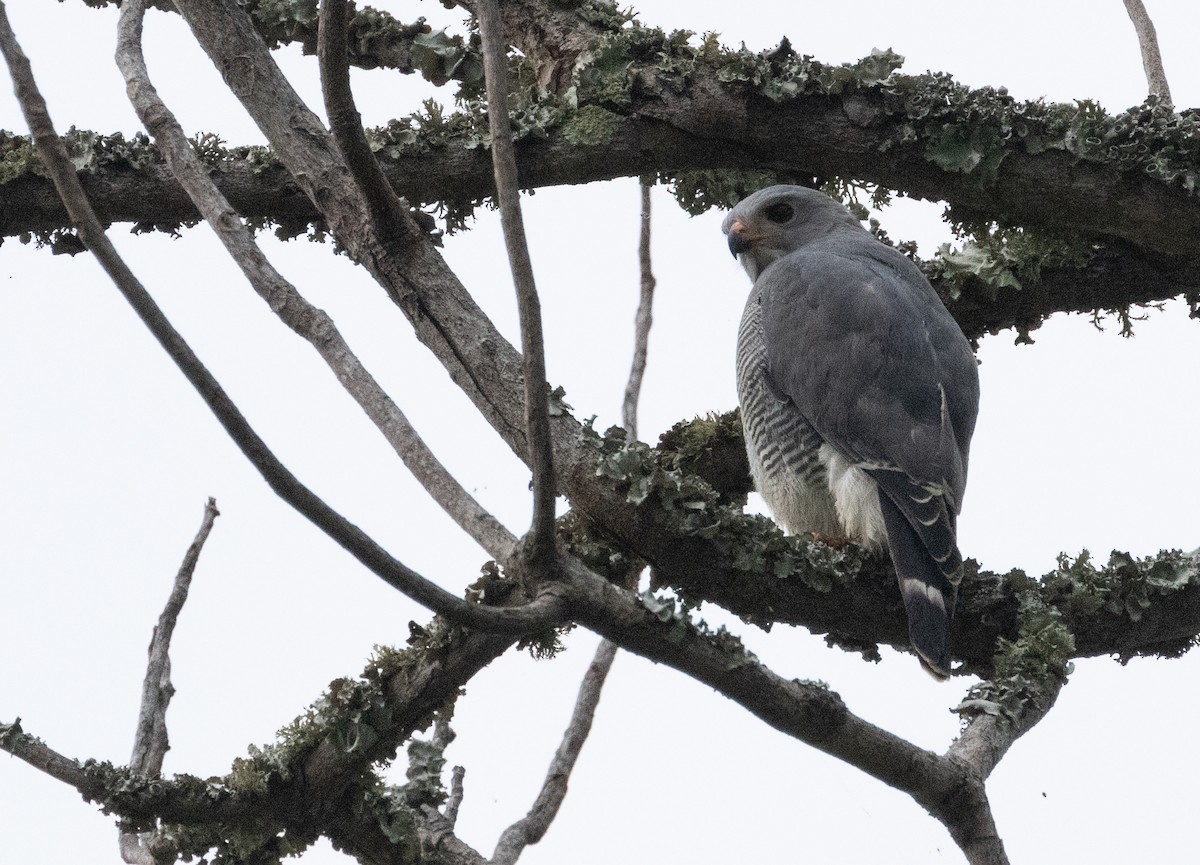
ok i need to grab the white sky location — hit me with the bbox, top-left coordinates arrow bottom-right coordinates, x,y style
1,1 -> 1198,863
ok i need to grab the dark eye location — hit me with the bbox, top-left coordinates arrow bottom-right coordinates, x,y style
764,202 -> 794,224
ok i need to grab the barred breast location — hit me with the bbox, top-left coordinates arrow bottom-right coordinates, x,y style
736,283 -> 841,537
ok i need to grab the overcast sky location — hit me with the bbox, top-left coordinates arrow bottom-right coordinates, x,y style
2,1 -> 1198,863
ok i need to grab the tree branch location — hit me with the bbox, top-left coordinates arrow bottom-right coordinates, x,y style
1122,0 -> 1172,107
950,674 -> 1067,782
476,0 -> 557,568
0,718 -> 264,825
1,0 -> 555,633
490,639 -> 618,865
444,765 -> 467,829
3,601 -> 525,860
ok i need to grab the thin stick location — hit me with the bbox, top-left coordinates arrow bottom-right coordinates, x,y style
490,639 -> 618,865
0,0 -> 557,634
117,0 -> 515,563
128,498 -> 218,775
622,181 -> 656,442
1122,0 -> 1173,107
119,499 -> 219,864
475,0 -> 557,568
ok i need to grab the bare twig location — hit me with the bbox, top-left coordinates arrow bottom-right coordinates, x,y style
490,638 -> 618,865
0,0 -> 556,635
128,498 -> 218,775
120,498 -> 219,864
475,0 -> 557,568
1122,0 -> 1173,107
622,181 -> 656,442
116,0 -> 516,563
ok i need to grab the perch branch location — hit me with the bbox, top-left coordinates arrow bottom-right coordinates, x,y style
1121,0 -> 1172,106
117,0 -> 516,562
1,0 -> 556,633
476,0 -> 557,568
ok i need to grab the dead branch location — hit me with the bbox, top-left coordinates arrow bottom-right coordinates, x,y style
1122,0 -> 1173,106
444,765 -> 467,829
490,639 -> 618,865
128,497 -> 218,776
120,497 -> 219,865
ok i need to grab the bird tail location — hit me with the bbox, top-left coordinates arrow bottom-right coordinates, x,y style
872,482 -> 961,679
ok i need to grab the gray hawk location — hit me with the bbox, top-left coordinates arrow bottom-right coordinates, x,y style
723,185 -> 979,678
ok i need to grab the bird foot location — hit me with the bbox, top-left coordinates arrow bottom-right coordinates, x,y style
808,531 -> 850,549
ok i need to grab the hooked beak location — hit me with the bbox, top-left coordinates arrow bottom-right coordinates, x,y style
726,219 -> 754,257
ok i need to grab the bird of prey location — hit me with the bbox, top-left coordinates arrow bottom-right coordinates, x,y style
723,185 -> 979,678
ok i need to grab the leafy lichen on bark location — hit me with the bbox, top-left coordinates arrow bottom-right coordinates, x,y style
638,589 -> 761,668
1043,548 -> 1200,660
956,589 -> 1074,722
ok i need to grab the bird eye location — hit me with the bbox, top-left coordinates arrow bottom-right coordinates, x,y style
764,202 -> 794,224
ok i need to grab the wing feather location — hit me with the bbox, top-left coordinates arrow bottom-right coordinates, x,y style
757,235 -> 978,676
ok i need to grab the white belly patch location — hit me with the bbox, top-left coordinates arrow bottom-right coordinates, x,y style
819,444 -> 886,551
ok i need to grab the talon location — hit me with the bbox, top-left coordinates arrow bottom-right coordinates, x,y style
809,531 -> 849,549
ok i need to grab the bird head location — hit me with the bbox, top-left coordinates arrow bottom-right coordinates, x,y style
721,185 -> 864,283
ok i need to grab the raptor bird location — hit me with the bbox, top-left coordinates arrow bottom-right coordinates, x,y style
724,185 -> 979,678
